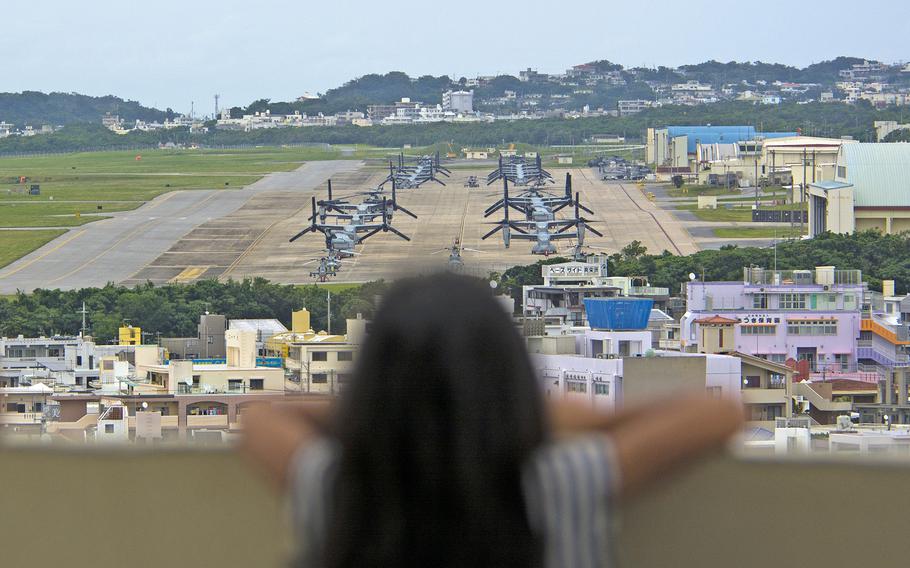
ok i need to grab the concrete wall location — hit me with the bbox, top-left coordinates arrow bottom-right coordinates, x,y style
622,355 -> 707,404
3,449 -> 910,567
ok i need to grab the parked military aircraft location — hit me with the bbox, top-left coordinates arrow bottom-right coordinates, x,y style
381,152 -> 451,189
486,154 -> 553,187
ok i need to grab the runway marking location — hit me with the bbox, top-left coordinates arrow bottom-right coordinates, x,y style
47,219 -> 159,285
0,229 -> 87,279
47,191 -> 224,285
170,266 -> 210,283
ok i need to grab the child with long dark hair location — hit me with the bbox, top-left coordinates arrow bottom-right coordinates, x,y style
243,273 -> 742,567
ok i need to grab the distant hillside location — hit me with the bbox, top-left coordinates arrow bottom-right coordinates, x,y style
231,72 -> 457,117
0,91 -> 169,127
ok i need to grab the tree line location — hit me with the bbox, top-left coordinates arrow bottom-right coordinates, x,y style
0,279 -> 388,344
1,232 -> 907,342
0,100 -> 905,156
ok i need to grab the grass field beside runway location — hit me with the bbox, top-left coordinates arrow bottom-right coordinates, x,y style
0,230 -> 67,268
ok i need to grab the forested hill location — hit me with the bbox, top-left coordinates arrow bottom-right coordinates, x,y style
0,92 -> 169,127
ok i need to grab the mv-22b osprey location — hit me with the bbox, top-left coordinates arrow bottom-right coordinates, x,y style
290,196 -> 411,258
482,173 -> 602,255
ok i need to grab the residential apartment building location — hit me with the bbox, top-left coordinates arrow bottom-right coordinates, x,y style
682,266 -> 866,380
530,298 -> 742,413
521,256 -> 670,328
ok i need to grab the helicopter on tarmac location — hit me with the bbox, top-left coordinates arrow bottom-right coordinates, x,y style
431,237 -> 482,270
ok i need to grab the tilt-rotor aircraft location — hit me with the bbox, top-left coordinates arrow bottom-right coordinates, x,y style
380,152 -> 451,189
486,154 -> 553,187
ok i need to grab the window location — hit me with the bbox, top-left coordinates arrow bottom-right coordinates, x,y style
228,379 -> 243,392
752,294 -> 768,309
312,373 -> 328,384
566,382 -> 587,393
743,376 -> 761,388
6,403 -> 17,412
741,325 -> 776,335
768,354 -> 786,364
311,352 -> 328,362
837,165 -> 847,179
843,294 -> 857,311
594,383 -> 610,395
779,294 -> 807,309
718,329 -> 724,349
337,351 -> 353,362
769,374 -> 786,389
249,379 -> 264,391
48,348 -> 61,358
787,320 -> 837,336
105,424 -> 115,434
835,354 -> 850,371
76,355 -> 82,366
34,402 -> 43,412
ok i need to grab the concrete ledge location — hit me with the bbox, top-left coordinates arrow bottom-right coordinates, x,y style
1,448 -> 908,567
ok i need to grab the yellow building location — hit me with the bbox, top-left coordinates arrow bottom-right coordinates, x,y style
267,309 -> 367,395
118,325 -> 141,346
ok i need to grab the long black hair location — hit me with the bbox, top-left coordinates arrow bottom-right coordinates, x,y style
324,273 -> 546,568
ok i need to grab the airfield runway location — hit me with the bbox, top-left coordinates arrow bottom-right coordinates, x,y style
0,161 -> 699,291
0,161 -> 360,293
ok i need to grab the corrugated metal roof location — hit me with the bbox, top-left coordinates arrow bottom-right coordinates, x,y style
841,143 -> 910,207
812,180 -> 853,191
665,126 -> 796,153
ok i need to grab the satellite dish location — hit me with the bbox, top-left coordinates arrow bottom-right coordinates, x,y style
689,273 -> 697,281
141,401 -> 149,410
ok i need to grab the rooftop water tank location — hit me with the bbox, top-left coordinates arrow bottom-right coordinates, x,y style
584,298 -> 654,330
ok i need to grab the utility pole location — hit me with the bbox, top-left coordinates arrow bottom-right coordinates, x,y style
78,302 -> 88,338
801,148 -> 807,236
214,94 -> 220,119
326,290 -> 332,335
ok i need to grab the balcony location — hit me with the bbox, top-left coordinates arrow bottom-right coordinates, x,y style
0,412 -> 43,425
741,389 -> 789,405
0,448 -> 908,567
186,415 -> 229,428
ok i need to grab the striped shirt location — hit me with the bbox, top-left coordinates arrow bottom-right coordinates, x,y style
290,435 -> 619,568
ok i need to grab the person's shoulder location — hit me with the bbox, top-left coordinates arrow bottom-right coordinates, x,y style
528,434 -> 621,495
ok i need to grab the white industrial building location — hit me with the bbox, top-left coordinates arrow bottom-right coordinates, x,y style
807,143 -> 910,237
442,90 -> 474,113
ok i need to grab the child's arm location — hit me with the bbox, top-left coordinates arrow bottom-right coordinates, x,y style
549,396 -> 744,498
239,401 -> 333,490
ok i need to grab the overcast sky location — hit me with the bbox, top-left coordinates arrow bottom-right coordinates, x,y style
2,0 -> 907,113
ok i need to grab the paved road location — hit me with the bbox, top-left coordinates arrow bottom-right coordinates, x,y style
0,161 -> 358,293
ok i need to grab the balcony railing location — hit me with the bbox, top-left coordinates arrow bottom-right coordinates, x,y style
3,449 -> 910,567
629,286 -> 670,297
0,412 -> 43,425
743,267 -> 862,286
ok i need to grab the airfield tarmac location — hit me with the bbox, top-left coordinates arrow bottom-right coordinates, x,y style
145,165 -> 699,285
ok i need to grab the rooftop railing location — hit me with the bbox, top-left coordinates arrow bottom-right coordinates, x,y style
743,267 -> 863,287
